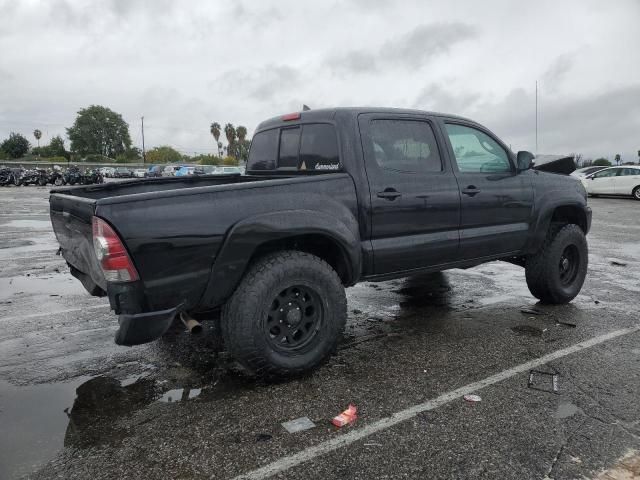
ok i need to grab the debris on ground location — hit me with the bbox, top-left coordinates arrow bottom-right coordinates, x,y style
255,434 -> 273,442
528,369 -> 559,393
556,320 -> 577,328
281,416 -> 316,433
332,404 -> 358,427
520,307 -> 546,315
463,394 -> 482,403
351,309 -> 362,314
609,259 -> 628,267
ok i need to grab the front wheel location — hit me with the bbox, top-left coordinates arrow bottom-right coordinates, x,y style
54,177 -> 63,186
525,224 -> 588,304
221,251 -> 347,377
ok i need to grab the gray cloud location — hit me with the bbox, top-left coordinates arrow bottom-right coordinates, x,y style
0,1 -> 638,159
216,65 -> 301,102
328,22 -> 477,74
414,82 -> 640,160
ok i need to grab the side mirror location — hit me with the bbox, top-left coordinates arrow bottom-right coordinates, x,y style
517,151 -> 535,171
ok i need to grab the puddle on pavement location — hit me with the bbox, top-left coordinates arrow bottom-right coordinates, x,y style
158,387 -> 202,403
0,273 -> 86,301
0,371 -> 250,478
554,402 -> 582,419
0,377 -> 89,480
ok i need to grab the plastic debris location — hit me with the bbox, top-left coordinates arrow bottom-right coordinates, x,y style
463,394 -> 482,403
281,416 -> 316,433
520,307 -> 546,315
255,433 -> 272,442
609,259 -> 627,267
556,320 -> 577,328
332,404 -> 358,427
528,369 -> 559,393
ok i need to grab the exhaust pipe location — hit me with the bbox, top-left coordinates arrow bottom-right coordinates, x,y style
180,312 -> 203,335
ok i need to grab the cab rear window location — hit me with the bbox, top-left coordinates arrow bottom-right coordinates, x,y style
247,124 -> 340,172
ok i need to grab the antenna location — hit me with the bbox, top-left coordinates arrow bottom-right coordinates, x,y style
535,81 -> 538,155
141,116 -> 146,164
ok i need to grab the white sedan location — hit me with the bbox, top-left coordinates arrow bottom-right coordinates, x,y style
581,166 -> 640,200
133,168 -> 147,178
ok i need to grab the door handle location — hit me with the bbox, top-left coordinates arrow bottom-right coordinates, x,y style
462,185 -> 481,196
377,189 -> 402,200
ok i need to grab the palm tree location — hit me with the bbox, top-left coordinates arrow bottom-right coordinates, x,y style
236,125 -> 247,142
210,122 -> 221,156
224,123 -> 237,158
33,129 -> 42,148
236,126 -> 248,163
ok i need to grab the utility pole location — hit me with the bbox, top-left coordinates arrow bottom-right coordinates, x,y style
141,116 -> 146,164
535,81 -> 538,155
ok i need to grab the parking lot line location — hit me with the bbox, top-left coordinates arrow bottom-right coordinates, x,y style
232,324 -> 640,480
0,304 -> 110,323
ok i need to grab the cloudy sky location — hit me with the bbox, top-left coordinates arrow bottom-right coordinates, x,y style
1,0 -> 639,161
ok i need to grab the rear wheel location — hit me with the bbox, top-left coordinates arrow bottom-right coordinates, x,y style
221,251 -> 347,377
54,177 -> 63,186
525,224 -> 588,304
633,186 -> 640,201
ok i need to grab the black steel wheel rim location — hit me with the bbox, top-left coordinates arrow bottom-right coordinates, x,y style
264,285 -> 323,352
559,245 -> 580,285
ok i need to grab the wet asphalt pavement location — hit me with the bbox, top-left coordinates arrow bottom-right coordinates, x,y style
1,185 -> 639,479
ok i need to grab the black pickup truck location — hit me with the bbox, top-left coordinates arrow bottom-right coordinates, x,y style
50,108 -> 591,376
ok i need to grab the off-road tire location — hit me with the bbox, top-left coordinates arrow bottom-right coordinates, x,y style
221,250 -> 347,377
633,186 -> 640,201
54,177 -> 64,186
525,224 -> 588,304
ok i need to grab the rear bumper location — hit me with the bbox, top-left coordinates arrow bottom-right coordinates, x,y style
115,306 -> 179,346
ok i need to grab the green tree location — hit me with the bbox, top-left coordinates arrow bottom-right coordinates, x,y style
145,146 -> 182,164
1,132 -> 30,158
33,129 -> 42,147
49,135 -> 66,157
67,105 -> 131,158
593,158 -> 611,166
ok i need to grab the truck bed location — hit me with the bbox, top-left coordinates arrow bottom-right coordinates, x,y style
50,174 -> 286,200
49,172 -> 359,318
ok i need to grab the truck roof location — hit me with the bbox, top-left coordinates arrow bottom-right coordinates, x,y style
256,107 -> 475,131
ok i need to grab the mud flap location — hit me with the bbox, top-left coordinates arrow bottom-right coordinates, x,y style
115,306 -> 180,346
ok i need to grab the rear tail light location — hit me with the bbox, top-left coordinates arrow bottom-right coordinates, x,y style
92,216 -> 139,282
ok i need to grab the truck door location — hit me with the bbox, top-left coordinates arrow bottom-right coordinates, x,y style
439,120 -> 534,259
358,114 -> 461,275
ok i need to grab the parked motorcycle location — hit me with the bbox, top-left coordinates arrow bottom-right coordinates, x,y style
47,168 -> 65,186
0,167 -> 19,186
63,166 -> 82,185
81,168 -> 104,185
15,168 -> 44,186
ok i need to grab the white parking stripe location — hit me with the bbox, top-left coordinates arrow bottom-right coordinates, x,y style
0,304 -> 110,323
232,325 -> 640,480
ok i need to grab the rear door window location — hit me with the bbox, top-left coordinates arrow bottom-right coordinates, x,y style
366,119 -> 443,173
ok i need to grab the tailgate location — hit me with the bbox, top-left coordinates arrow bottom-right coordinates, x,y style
49,193 -> 106,294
